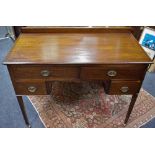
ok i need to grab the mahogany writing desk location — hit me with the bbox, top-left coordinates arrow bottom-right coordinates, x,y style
4,27 -> 152,127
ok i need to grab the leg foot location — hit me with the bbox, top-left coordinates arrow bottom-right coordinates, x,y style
27,124 -> 31,128
124,93 -> 138,124
17,96 -> 30,127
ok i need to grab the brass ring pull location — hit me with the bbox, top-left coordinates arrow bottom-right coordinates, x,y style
28,86 -> 37,93
41,70 -> 50,77
120,86 -> 129,93
107,70 -> 117,77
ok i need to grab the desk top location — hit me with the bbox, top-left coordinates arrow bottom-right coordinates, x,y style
4,32 -> 152,65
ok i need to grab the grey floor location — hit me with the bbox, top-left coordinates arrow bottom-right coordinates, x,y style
0,26 -> 155,128
0,27 -> 44,127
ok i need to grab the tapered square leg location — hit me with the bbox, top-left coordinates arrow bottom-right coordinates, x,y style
124,93 -> 138,124
17,96 -> 31,127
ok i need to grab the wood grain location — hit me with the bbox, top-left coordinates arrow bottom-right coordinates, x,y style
80,65 -> 147,80
4,32 -> 151,65
15,81 -> 47,95
21,26 -> 134,33
105,80 -> 141,95
11,65 -> 80,80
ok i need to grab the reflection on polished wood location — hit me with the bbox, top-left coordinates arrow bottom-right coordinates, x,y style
4,27 -> 152,127
4,32 -> 151,65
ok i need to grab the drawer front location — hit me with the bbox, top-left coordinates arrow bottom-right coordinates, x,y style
14,82 -> 47,95
105,80 -> 141,95
80,65 -> 146,80
12,65 -> 80,80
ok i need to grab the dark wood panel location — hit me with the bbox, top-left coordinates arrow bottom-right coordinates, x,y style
15,81 -> 47,95
105,80 -> 141,95
12,65 -> 80,80
80,65 -> 147,80
13,26 -> 24,38
21,26 -> 134,33
14,26 -> 155,40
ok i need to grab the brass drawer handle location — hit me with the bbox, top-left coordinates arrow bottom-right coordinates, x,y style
41,70 -> 50,77
120,86 -> 129,93
28,86 -> 37,93
107,70 -> 117,77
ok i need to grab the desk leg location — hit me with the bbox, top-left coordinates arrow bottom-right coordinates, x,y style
17,96 -> 31,127
124,93 -> 138,124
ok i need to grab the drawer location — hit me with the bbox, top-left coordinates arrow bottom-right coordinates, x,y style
12,65 -> 80,80
80,65 -> 146,80
104,80 -> 141,95
14,81 -> 47,95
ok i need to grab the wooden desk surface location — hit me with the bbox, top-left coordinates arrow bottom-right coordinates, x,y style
4,32 -> 151,65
